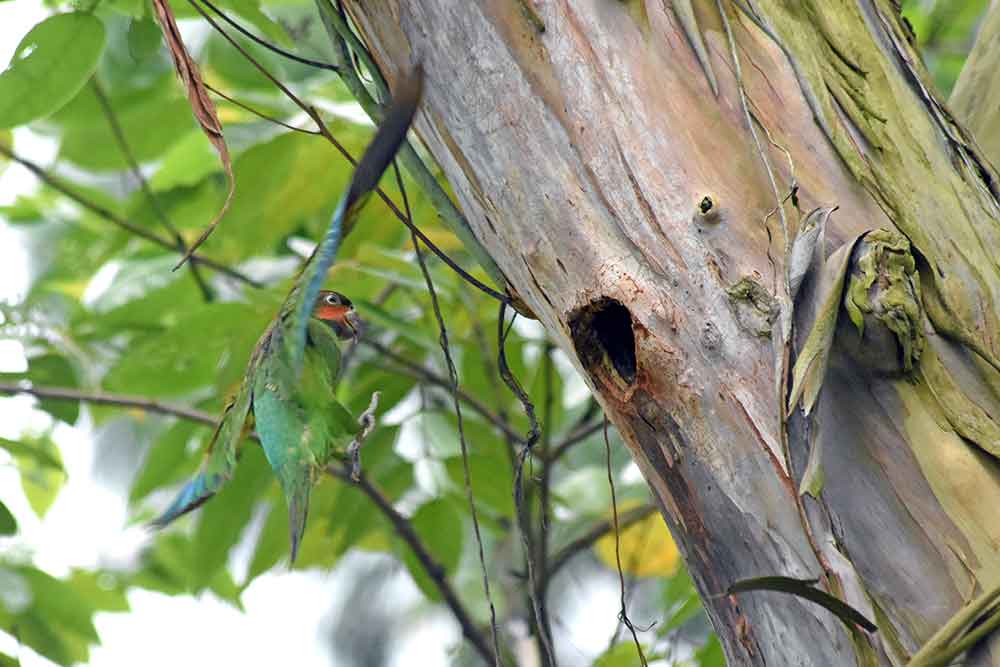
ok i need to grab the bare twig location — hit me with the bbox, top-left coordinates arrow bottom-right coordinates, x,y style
205,83 -> 321,136
395,161 -> 503,665
536,343 -> 556,652
0,382 -> 221,429
328,465 -> 496,664
360,338 -> 521,444
545,420 -> 605,463
197,0 -> 341,72
91,79 -> 215,302
604,419 -> 649,666
546,504 -> 658,580
0,144 -> 262,288
497,302 -> 554,665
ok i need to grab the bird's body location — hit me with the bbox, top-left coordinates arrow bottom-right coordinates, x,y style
151,66 -> 423,564
152,290 -> 360,561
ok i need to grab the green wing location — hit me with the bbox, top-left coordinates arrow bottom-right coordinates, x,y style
151,359 -> 254,527
253,325 -> 355,563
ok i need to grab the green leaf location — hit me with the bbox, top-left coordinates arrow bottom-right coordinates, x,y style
66,571 -> 130,613
728,575 -> 877,633
1,354 -> 79,423
127,15 -> 162,62
84,255 -> 182,314
130,421 -> 200,502
0,501 -> 16,536
0,13 -> 106,128
104,302 -> 272,397
56,77 -> 197,170
444,447 -> 514,518
0,566 -> 103,666
660,569 -> 704,634
354,300 -> 438,351
0,438 -> 63,471
400,497 -> 463,602
6,435 -> 66,518
695,636 -> 725,667
595,641 -> 651,667
130,533 -> 193,595
0,652 -> 20,667
343,364 -> 417,416
200,130 -> 352,261
245,497 -> 289,582
0,130 -> 10,177
149,130 -> 220,192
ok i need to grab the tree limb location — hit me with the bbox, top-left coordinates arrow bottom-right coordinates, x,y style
328,464 -> 496,664
91,79 -> 215,302
0,382 -> 222,429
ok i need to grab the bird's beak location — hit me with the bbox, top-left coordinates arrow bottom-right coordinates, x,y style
345,310 -> 364,340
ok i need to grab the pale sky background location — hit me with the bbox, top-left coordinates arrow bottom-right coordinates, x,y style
0,6 -> 629,666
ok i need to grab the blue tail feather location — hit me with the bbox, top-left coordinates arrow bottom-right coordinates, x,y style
150,473 -> 224,528
286,484 -> 310,566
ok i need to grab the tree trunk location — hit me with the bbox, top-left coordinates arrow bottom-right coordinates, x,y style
343,1 -> 1000,665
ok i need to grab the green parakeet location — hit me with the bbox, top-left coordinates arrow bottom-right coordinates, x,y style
152,66 -> 423,563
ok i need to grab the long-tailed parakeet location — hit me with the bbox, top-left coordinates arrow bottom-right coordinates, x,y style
151,66 -> 423,563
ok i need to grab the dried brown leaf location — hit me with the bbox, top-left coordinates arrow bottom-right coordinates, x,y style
151,0 -> 235,269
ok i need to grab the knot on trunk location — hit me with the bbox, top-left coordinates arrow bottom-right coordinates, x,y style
841,229 -> 924,375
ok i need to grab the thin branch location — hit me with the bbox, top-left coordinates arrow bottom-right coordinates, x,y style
535,342 -> 555,655
188,0 -> 510,304
360,338 -> 521,444
604,419 -> 649,666
328,465 -> 495,664
546,505 -> 657,580
197,0 -> 341,72
91,79 -> 215,302
396,161 -> 503,665
0,382 -> 221,429
205,83 -> 321,135
497,302 -> 554,665
0,144 -> 262,288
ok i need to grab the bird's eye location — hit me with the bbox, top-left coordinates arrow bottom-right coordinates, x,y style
325,294 -> 339,305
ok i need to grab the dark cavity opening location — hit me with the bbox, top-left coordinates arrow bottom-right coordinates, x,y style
569,298 -> 637,385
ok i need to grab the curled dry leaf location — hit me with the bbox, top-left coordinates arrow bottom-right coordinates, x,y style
787,233 -> 867,417
151,0 -> 235,269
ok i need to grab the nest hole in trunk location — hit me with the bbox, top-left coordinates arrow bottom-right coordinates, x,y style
569,297 -> 638,387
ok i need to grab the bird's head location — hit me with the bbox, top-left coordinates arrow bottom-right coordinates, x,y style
313,290 -> 361,340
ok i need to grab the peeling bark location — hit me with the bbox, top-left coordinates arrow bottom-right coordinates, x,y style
343,1 -> 1000,664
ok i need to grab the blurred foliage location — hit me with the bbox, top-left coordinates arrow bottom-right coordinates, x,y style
0,0 -> 710,665
901,0 -> 990,97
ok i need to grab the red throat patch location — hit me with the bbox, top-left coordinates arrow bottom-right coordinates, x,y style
314,303 -> 351,323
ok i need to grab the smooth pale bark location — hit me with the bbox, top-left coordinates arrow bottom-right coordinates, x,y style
343,2 -> 1000,665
